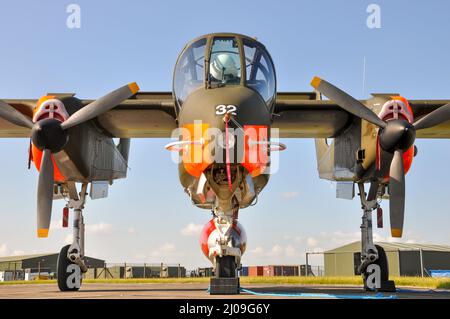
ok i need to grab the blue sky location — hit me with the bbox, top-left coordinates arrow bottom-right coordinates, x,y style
0,0 -> 449,269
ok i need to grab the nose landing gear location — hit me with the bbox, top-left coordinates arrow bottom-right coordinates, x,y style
201,201 -> 246,295
208,214 -> 243,295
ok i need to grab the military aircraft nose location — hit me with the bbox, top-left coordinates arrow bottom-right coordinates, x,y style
178,86 -> 271,130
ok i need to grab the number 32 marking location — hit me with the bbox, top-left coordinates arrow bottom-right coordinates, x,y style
216,104 -> 237,116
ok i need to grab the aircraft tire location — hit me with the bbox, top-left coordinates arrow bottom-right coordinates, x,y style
57,245 -> 82,291
216,256 -> 237,278
363,244 -> 389,291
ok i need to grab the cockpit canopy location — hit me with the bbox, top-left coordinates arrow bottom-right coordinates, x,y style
173,33 -> 276,110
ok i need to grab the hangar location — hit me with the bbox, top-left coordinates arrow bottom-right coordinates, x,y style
324,241 -> 450,277
0,253 -> 105,280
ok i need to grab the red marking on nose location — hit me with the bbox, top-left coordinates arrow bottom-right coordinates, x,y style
225,118 -> 232,192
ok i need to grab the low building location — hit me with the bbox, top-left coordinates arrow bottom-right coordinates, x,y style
246,265 -> 300,277
0,253 -> 105,280
194,267 -> 213,277
85,264 -> 187,279
324,241 -> 450,277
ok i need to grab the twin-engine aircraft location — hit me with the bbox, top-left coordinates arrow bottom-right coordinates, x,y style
1,33 -> 450,293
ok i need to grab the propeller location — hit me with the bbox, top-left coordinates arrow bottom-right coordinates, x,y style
0,99 -> 34,129
0,82 -> 139,237
311,76 -> 450,237
37,149 -> 54,238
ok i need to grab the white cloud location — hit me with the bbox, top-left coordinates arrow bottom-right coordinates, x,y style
0,245 -> 26,257
302,230 -> 421,253
181,223 -> 203,236
134,253 -> 146,260
63,224 -> 117,244
250,246 -> 265,256
50,219 -> 63,230
267,244 -> 283,257
12,250 -> 25,256
0,243 -> 8,256
307,237 -> 318,247
150,243 -> 177,257
128,227 -> 136,235
285,245 -> 297,257
52,221 -> 113,236
250,244 -> 297,258
86,223 -> 113,235
160,243 -> 176,253
280,192 -> 300,199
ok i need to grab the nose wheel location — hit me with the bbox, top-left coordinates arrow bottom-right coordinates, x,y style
216,256 -> 237,278
210,256 -> 240,295
208,206 -> 243,295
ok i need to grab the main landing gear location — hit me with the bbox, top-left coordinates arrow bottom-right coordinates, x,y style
357,182 -> 396,292
57,183 -> 88,291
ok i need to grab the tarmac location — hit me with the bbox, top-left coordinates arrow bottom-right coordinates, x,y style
0,283 -> 449,299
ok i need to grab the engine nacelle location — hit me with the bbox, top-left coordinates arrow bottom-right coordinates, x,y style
200,218 -> 247,264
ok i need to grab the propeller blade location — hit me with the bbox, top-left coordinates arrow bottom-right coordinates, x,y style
389,149 -> 405,238
413,102 -> 450,130
37,149 -> 54,238
61,82 -> 139,130
0,99 -> 34,129
311,77 -> 387,128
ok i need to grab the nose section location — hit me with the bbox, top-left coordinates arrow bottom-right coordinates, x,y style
178,86 -> 271,129
175,86 -> 273,179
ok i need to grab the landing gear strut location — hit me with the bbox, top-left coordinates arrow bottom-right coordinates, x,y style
357,182 -> 396,292
57,183 -> 88,291
204,199 -> 245,295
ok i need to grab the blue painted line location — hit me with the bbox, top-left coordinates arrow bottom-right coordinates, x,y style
239,288 -> 397,299
206,286 -> 397,299
395,288 -> 435,294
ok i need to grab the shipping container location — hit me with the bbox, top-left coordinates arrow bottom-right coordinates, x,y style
273,265 -> 299,276
248,266 -> 264,276
263,266 -> 274,276
300,264 -> 314,276
240,266 -> 248,276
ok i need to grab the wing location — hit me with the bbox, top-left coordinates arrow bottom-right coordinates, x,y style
273,92 -> 350,138
273,93 -> 450,138
409,100 -> 450,138
0,100 -> 35,137
92,92 -> 176,138
2,92 -> 450,139
0,92 -> 177,138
